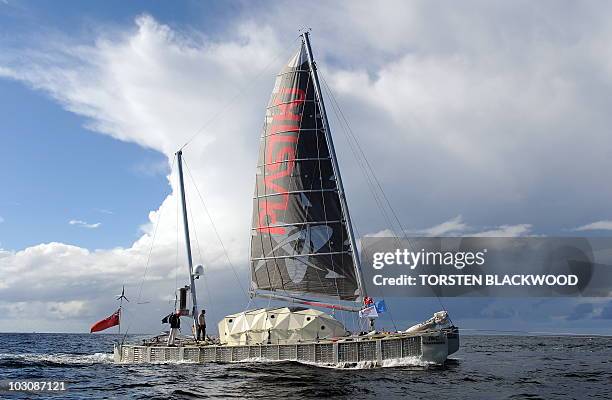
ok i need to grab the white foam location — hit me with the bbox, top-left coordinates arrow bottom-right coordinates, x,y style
380,356 -> 435,368
0,352 -> 113,364
231,355 -> 434,369
148,359 -> 196,365
233,357 -> 286,363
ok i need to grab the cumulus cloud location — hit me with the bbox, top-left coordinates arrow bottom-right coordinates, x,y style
0,16 -> 276,331
416,215 -> 469,236
130,159 -> 170,178
0,300 -> 90,320
69,219 -> 102,229
471,224 -> 532,237
390,215 -> 532,237
574,220 -> 612,231
1,2 -> 612,332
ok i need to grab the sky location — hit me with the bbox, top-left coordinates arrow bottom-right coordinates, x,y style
0,0 -> 611,334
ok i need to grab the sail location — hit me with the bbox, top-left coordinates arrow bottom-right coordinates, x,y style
250,43 -> 360,301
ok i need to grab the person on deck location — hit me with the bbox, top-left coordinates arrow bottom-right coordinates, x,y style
197,309 -> 206,341
167,312 -> 181,346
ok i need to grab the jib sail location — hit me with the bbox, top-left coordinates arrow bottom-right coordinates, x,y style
250,40 -> 361,302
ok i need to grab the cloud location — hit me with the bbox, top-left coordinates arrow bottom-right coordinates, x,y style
472,224 -> 532,237
130,159 -> 170,177
400,215 -> 531,237
596,301 -> 612,319
565,302 -> 595,321
95,208 -> 114,215
480,303 -> 517,319
0,300 -> 91,320
69,219 -> 102,229
0,215 -> 4,223
574,220 -> 612,231
416,215 -> 468,236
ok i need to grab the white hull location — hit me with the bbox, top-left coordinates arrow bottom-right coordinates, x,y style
114,327 -> 459,368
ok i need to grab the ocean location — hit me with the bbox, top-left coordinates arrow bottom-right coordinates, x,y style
0,333 -> 609,399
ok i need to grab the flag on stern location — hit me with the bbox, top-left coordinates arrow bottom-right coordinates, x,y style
90,309 -> 120,333
375,300 -> 387,313
359,305 -> 379,319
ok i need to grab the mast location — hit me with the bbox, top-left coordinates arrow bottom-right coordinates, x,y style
176,150 -> 199,334
301,32 -> 367,301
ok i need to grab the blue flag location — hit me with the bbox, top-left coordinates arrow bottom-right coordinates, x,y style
375,300 -> 387,313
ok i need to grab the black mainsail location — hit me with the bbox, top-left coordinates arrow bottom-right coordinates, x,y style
250,34 -> 364,304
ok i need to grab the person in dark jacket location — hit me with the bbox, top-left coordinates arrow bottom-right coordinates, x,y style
197,309 -> 206,341
167,312 -> 181,345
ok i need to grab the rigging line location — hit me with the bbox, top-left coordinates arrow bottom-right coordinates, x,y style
320,77 -> 403,330
321,78 -> 450,321
122,156 -> 176,343
322,78 -> 408,239
319,74 -> 450,316
320,76 -> 396,238
320,78 -> 409,241
179,36 -> 301,151
198,265 -> 214,312
242,296 -> 253,313
353,225 -> 397,331
309,69 -> 343,304
306,67 -> 339,302
135,155 -> 175,305
182,157 -> 249,300
184,179 -> 214,309
320,76 -> 399,232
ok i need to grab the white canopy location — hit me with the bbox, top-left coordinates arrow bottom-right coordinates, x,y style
218,307 -> 347,345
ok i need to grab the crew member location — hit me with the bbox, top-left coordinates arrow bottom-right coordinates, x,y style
167,312 -> 181,346
197,309 -> 206,341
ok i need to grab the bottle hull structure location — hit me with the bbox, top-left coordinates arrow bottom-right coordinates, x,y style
114,327 -> 459,368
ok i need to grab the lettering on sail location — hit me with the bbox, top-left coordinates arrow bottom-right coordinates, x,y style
258,87 -> 305,234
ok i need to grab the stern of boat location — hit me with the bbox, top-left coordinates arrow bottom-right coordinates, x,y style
113,343 -> 122,363
419,327 -> 460,364
446,326 -> 460,356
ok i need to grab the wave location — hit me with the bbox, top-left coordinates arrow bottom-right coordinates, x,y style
234,355 -> 434,370
111,355 -> 434,369
0,352 -> 113,367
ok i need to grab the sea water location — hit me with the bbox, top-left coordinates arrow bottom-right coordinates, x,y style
0,333 -> 609,399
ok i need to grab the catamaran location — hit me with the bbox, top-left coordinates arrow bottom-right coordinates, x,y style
113,32 -> 459,367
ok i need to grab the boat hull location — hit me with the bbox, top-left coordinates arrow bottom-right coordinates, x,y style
114,328 -> 458,367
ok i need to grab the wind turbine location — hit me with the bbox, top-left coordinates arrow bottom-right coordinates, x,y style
115,285 -> 129,334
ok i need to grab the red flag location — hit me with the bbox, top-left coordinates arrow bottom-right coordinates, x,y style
90,309 -> 120,333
